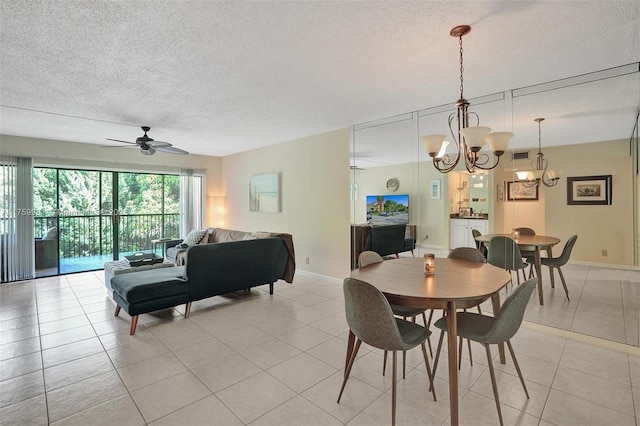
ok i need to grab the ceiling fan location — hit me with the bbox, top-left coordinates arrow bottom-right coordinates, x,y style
103,126 -> 189,156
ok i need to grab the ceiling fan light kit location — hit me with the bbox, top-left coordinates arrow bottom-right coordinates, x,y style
103,126 -> 189,156
422,25 -> 513,173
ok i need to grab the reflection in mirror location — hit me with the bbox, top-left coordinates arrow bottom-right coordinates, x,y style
352,63 -> 640,346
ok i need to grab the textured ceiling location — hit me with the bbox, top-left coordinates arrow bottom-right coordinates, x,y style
1,1 -> 639,160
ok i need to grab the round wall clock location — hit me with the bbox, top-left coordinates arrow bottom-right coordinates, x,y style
386,178 -> 400,192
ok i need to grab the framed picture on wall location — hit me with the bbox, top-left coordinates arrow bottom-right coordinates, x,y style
430,179 -> 441,199
567,175 -> 612,205
507,181 -> 539,201
497,183 -> 505,202
249,173 -> 280,212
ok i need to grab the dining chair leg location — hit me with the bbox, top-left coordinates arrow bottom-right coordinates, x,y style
557,267 -> 570,302
338,338 -> 362,403
457,336 -> 463,370
422,311 -> 433,357
383,350 -> 388,376
392,351 -> 397,426
548,264 -> 556,288
484,343 -> 504,426
420,342 -> 437,401
431,330 -> 446,391
506,340 -> 530,398
402,350 -> 406,379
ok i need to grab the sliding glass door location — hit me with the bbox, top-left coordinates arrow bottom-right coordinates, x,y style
33,167 -> 181,276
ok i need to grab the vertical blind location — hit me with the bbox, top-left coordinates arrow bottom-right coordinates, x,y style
0,156 -> 34,282
179,169 -> 204,237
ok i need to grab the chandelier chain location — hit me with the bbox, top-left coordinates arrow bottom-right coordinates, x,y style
538,119 -> 542,151
459,35 -> 464,99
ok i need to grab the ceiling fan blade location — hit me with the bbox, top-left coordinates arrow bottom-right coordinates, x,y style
99,144 -> 139,149
155,145 -> 189,155
106,138 -> 136,145
147,140 -> 172,148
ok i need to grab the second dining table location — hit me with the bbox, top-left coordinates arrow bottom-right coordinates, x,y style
475,233 -> 560,305
350,256 -> 511,426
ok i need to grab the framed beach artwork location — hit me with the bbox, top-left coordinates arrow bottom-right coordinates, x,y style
249,173 -> 280,212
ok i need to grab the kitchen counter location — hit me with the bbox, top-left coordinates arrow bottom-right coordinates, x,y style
450,214 -> 489,220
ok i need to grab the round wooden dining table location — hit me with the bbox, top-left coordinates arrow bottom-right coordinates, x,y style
475,233 -> 560,306
349,256 -> 511,426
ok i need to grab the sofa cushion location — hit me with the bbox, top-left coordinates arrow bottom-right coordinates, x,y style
251,231 -> 272,239
211,228 -> 250,242
110,267 -> 187,304
183,229 -> 207,246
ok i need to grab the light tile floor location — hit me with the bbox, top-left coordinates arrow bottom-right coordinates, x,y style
1,264 -> 639,425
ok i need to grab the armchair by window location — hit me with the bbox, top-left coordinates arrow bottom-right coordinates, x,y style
35,226 -> 57,269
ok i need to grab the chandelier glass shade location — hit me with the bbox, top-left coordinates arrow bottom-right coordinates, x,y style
422,25 -> 514,173
516,118 -> 561,188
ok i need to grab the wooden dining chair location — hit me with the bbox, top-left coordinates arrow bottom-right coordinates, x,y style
338,278 -> 436,426
433,278 -> 538,426
358,250 -> 431,376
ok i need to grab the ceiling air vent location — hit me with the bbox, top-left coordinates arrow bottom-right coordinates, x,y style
512,151 -> 529,160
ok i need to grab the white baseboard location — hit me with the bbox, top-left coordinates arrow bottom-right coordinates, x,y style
569,260 -> 640,271
419,244 -> 446,250
294,269 -> 343,284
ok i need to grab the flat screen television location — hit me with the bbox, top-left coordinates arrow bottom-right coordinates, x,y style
365,194 -> 409,224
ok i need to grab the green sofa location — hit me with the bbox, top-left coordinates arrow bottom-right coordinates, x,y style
110,236 -> 294,335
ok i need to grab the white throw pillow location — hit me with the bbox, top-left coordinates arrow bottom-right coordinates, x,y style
242,234 -> 258,240
182,229 -> 207,246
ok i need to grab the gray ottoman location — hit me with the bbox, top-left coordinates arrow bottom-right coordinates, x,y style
104,259 -> 174,293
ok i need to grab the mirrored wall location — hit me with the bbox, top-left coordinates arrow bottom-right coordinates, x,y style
351,63 -> 640,346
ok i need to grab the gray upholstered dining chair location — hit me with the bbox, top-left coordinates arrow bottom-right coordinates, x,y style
514,227 -> 536,260
528,235 -> 577,302
487,236 -> 529,285
448,246 -> 485,263
338,278 -> 436,426
432,278 -> 538,426
438,247 -> 486,369
471,229 -> 488,258
357,250 -> 431,376
515,227 -> 536,236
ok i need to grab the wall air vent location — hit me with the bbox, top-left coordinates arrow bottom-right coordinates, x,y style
512,151 -> 529,160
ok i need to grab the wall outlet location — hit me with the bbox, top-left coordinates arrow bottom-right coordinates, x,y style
305,257 -> 310,264
601,250 -> 608,257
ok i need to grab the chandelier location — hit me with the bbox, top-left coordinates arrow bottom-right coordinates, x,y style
421,25 -> 514,173
515,118 -> 561,187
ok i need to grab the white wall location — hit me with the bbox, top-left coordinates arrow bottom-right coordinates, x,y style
222,128 -> 351,279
